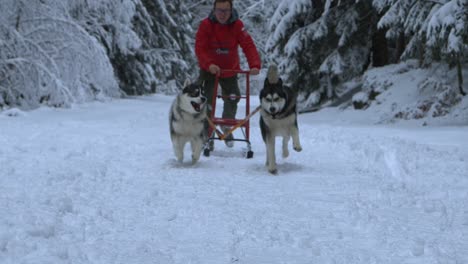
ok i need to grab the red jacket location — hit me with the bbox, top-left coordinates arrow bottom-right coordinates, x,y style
195,10 -> 261,78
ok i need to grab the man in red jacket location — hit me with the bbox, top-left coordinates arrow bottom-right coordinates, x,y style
196,0 -> 261,148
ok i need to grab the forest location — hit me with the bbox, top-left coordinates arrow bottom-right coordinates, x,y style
0,0 -> 466,116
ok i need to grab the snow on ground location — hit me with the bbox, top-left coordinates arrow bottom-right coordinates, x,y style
1,92 -> 467,264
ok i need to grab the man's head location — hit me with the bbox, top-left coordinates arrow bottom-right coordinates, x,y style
213,0 -> 233,24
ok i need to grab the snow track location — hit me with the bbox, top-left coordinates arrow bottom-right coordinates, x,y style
1,95 -> 467,264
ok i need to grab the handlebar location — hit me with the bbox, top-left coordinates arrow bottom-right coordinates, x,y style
216,69 -> 251,76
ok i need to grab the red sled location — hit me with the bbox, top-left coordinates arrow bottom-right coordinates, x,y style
203,70 -> 260,159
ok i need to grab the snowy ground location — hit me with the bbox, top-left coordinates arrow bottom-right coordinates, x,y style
1,93 -> 468,264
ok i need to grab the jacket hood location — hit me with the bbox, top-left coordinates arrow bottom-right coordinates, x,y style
208,8 -> 239,25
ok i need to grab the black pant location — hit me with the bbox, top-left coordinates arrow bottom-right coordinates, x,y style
198,70 -> 240,119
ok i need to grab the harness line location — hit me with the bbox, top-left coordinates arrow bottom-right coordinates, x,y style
207,105 -> 261,140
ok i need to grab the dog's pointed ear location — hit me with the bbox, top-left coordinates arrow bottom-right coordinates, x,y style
183,78 -> 191,88
194,80 -> 205,91
194,79 -> 205,88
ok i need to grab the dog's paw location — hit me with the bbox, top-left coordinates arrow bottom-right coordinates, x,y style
268,168 -> 278,175
267,163 -> 278,174
175,152 -> 184,163
282,149 -> 289,158
293,145 -> 303,152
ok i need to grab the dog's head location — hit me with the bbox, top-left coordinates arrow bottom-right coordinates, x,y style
180,79 -> 207,114
260,65 -> 287,116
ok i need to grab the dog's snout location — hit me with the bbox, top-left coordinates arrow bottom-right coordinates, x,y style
201,96 -> 206,103
269,107 -> 276,113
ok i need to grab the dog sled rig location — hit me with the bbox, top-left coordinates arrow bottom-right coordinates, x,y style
203,70 -> 261,159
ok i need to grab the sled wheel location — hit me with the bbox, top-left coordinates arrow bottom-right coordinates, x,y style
246,150 -> 254,159
203,148 -> 211,157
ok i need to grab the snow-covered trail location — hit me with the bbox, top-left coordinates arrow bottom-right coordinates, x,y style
1,95 -> 467,264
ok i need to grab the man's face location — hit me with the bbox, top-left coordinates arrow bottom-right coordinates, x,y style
214,2 -> 231,24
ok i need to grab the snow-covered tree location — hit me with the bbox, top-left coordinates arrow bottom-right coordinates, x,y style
374,0 -> 467,95
0,0 -> 120,110
426,0 -> 467,95
2,0 -> 465,111
69,0 -> 195,95
266,0 -> 374,107
1,0 -> 200,110
237,0 -> 281,62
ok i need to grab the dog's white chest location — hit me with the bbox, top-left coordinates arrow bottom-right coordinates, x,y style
261,112 -> 296,137
172,117 -> 204,136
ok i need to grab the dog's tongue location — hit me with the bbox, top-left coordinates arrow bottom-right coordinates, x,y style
191,102 -> 201,112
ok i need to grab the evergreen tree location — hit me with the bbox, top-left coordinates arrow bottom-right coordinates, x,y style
70,0 -> 196,95
266,0 -> 374,106
425,0 -> 467,95
1,0 -> 466,111
374,0 -> 467,95
239,0 -> 281,67
0,0 -> 119,110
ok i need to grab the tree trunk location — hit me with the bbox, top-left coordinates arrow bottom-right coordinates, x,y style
457,57 -> 466,96
418,35 -> 425,67
371,27 -> 389,67
395,31 -> 406,62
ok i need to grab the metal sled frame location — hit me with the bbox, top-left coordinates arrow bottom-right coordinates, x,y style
203,70 -> 255,159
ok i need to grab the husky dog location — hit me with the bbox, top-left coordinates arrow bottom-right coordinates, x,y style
259,64 -> 302,174
169,80 -> 208,164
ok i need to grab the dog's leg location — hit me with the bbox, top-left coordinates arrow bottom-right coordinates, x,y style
282,136 -> 290,158
266,136 -> 277,174
190,138 -> 203,165
172,136 -> 184,163
291,126 -> 302,152
264,138 -> 270,166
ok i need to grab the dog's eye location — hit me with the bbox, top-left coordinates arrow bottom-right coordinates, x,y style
273,97 -> 280,102
190,89 -> 199,97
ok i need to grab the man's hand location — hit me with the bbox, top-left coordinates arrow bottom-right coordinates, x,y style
249,68 -> 260,75
209,64 -> 221,75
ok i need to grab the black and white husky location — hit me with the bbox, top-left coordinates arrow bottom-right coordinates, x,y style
169,80 -> 208,164
259,64 -> 302,174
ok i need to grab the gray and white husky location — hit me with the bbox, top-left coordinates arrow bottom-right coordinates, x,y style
169,80 -> 208,164
259,64 -> 302,174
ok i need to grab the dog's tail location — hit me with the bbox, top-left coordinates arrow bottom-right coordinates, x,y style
267,64 -> 279,84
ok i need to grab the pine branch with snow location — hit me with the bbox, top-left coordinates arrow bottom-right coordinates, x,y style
0,0 -> 120,110
266,0 -> 373,108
